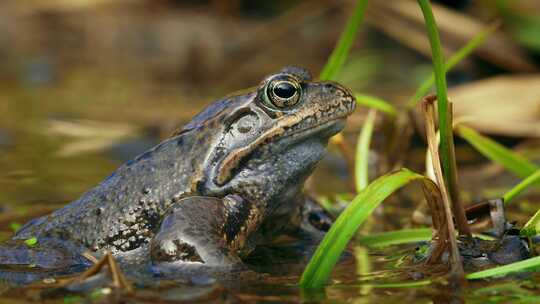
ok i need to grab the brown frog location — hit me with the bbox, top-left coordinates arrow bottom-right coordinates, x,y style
7,66 -> 355,273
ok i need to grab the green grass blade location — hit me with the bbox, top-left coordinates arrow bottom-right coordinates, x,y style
407,23 -> 498,108
466,255 -> 540,280
358,228 -> 432,248
456,125 -> 539,179
504,170 -> 540,204
417,0 -> 458,198
355,246 -> 373,299
355,109 -> 377,192
520,208 -> 540,238
299,169 -> 426,289
355,93 -> 397,117
319,0 -> 369,81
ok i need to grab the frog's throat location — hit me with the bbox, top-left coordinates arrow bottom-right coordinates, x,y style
214,112 -> 348,186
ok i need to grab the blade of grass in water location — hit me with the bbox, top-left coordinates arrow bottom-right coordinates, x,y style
407,23 -> 499,108
355,246 -> 372,300
358,228 -> 432,248
520,208 -> 540,238
299,169 -> 428,289
504,170 -> 540,204
417,0 -> 460,206
515,171 -> 540,237
355,109 -> 377,192
319,0 -> 369,81
466,255 -> 540,280
456,125 -> 539,179
355,94 -> 397,117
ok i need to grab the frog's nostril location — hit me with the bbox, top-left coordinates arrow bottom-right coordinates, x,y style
322,82 -> 354,99
337,84 -> 354,99
323,83 -> 339,92
319,82 -> 355,113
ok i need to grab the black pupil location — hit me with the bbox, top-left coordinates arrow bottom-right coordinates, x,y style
273,82 -> 296,99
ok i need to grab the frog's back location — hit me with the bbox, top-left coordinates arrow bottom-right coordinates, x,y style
13,93 -> 249,253
14,132 -> 201,253
1,66 -> 357,283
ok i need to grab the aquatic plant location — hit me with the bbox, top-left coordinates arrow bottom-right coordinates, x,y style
300,0 -> 540,290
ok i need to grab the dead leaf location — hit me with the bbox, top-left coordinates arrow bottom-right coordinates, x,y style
450,75 -> 540,138
44,119 -> 140,157
366,0 -> 536,72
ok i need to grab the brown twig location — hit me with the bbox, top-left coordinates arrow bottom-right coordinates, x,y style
422,179 -> 449,264
71,251 -> 133,293
82,251 -> 99,264
422,97 -> 464,277
418,95 -> 470,236
107,253 -> 131,291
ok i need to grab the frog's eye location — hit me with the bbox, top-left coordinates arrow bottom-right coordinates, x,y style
264,76 -> 302,109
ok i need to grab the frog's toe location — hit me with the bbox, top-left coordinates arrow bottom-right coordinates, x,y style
0,239 -> 90,271
0,238 -> 93,285
150,238 -> 204,264
150,232 -> 243,267
299,197 -> 333,238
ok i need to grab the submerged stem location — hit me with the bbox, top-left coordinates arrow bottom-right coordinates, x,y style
417,0 -> 469,236
422,98 -> 464,278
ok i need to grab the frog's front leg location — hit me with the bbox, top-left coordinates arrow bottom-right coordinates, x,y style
150,195 -> 261,267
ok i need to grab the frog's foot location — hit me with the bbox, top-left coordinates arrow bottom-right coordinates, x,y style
150,195 -> 259,268
66,251 -> 132,292
298,196 -> 333,239
0,238 -> 93,285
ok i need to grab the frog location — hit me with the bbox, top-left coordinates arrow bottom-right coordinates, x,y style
4,66 -> 355,274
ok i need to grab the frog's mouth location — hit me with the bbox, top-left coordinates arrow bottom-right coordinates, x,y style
213,116 -> 348,187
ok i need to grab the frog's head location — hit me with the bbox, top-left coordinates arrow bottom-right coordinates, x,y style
183,66 -> 355,203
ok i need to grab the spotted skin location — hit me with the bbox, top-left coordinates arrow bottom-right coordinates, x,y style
9,66 -> 356,270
